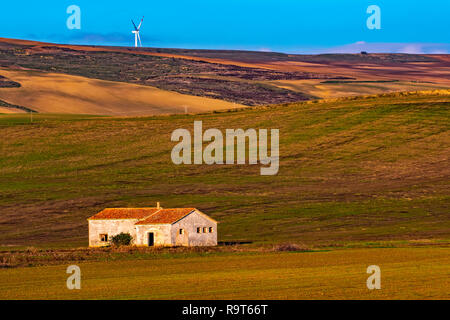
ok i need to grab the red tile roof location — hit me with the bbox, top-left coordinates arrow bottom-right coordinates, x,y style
88,208 -> 160,220
135,208 -> 196,225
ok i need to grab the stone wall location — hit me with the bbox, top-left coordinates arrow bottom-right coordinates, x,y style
135,224 -> 172,246
172,211 -> 217,246
88,219 -> 138,247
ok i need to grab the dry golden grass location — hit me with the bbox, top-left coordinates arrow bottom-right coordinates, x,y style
0,106 -> 26,114
0,68 -> 245,116
0,248 -> 448,299
270,80 -> 450,99
254,60 -> 450,86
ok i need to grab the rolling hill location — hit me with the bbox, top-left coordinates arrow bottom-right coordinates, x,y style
0,91 -> 448,247
0,68 -> 244,115
0,38 -> 449,115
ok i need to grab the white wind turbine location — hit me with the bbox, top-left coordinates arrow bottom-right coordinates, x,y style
131,17 -> 144,48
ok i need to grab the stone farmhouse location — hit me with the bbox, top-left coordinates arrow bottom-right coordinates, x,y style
88,203 -> 217,247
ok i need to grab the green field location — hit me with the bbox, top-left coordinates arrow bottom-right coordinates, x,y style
1,248 -> 448,299
0,91 -> 449,248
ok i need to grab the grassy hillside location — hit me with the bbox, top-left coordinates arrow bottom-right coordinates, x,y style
0,99 -> 33,114
0,91 -> 449,247
271,79 -> 450,99
0,69 -> 244,115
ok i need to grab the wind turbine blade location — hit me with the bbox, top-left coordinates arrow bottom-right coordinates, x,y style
137,17 -> 144,30
138,33 -> 142,47
131,19 -> 138,31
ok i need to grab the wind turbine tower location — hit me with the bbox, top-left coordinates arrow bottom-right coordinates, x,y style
131,17 -> 144,48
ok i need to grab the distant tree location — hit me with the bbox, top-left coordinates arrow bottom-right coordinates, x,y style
361,51 -> 368,55
111,233 -> 133,246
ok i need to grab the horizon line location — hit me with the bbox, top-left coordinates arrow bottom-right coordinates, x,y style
1,37 -> 449,56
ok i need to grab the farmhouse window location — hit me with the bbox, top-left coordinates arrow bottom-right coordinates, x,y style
179,229 -> 184,235
209,227 -> 213,233
203,227 -> 207,233
197,227 -> 201,233
100,234 -> 108,242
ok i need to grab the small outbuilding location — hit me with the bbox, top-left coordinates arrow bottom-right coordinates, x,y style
88,203 -> 217,247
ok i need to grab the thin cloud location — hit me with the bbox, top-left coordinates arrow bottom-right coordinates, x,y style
321,42 -> 449,54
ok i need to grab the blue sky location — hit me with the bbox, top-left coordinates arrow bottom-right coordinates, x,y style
1,0 -> 449,53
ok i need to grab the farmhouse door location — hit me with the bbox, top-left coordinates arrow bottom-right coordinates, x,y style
148,233 -> 154,246
175,229 -> 188,246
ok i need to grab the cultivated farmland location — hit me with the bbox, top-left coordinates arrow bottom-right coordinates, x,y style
0,91 -> 449,247
0,248 -> 448,299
